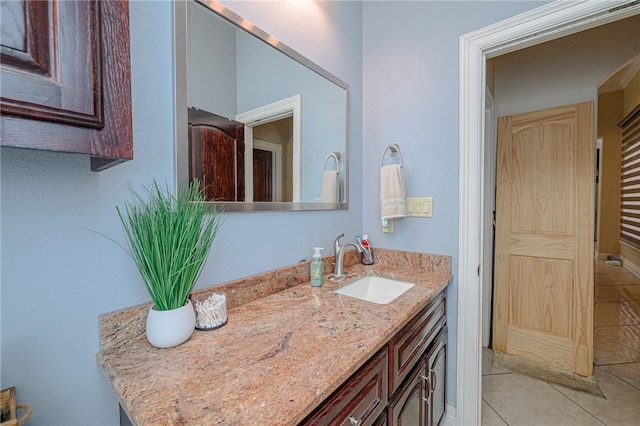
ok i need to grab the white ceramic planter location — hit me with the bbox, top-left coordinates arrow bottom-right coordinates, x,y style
145,299 -> 196,348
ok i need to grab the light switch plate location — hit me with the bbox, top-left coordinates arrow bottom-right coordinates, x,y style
407,197 -> 432,217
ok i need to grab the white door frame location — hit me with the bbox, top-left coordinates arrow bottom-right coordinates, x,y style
236,94 -> 302,202
481,87 -> 495,348
457,1 -> 640,425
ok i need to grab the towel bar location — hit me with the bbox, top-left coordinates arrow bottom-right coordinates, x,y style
380,143 -> 403,167
323,152 -> 342,171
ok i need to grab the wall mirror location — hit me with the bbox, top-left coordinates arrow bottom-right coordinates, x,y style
174,0 -> 349,212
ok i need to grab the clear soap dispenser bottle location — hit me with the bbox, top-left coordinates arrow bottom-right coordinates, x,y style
310,247 -> 324,287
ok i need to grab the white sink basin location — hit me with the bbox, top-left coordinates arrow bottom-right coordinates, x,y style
334,276 -> 415,304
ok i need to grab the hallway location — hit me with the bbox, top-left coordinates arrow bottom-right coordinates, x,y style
481,260 -> 640,425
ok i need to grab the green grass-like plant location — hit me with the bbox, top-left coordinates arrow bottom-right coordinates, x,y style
117,180 -> 223,311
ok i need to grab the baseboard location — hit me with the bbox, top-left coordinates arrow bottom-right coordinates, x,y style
441,403 -> 457,426
621,255 -> 640,278
596,251 -> 614,261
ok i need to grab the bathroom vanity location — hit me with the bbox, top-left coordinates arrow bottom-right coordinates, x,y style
98,249 -> 451,425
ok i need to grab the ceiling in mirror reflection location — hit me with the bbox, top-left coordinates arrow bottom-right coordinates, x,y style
181,0 -> 349,211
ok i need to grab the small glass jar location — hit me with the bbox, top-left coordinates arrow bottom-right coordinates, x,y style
193,292 -> 227,331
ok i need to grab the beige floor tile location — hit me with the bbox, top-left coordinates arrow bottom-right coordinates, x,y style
595,325 -> 640,352
601,363 -> 640,390
595,285 -> 640,302
482,372 -> 602,425
482,347 -> 511,376
594,302 -> 640,327
596,272 -> 640,286
482,400 -> 508,426
552,367 -> 640,426
593,334 -> 640,365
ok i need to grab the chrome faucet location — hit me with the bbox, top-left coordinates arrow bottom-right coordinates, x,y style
333,241 -> 363,279
333,233 -> 345,259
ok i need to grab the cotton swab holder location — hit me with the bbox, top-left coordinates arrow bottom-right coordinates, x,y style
194,292 -> 227,330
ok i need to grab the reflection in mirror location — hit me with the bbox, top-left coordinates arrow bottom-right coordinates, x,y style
176,0 -> 349,211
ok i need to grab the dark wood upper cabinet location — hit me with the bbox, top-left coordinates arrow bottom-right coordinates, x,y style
0,0 -> 133,171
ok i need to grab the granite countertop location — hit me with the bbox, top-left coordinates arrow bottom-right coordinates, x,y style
98,250 -> 451,425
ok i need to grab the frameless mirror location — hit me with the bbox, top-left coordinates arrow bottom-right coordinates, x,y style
174,0 -> 349,211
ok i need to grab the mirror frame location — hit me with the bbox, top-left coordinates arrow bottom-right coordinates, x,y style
173,0 -> 350,212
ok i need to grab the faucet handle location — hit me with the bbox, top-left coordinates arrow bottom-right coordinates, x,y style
333,233 -> 345,257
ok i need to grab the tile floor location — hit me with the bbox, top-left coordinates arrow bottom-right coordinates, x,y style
482,260 -> 640,425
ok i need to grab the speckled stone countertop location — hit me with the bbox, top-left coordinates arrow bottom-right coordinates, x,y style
98,249 -> 451,425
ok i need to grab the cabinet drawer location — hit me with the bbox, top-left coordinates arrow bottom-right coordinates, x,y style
388,292 -> 445,395
302,348 -> 388,426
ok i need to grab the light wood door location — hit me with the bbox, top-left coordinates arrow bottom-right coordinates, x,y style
493,102 -> 594,377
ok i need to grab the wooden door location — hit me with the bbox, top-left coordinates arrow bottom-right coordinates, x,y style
253,149 -> 273,202
493,102 -> 594,377
189,125 -> 239,202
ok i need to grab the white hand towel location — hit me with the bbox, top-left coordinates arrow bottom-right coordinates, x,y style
321,170 -> 339,202
380,164 -> 407,218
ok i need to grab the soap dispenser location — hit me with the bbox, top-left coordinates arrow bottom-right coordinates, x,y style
310,247 -> 324,287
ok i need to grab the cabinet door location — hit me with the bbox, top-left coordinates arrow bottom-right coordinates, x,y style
425,329 -> 447,426
1,0 -> 132,171
388,360 -> 427,426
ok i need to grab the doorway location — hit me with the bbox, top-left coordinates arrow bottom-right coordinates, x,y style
457,2 -> 640,425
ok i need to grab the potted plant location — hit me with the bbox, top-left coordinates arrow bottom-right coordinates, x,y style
116,179 -> 223,348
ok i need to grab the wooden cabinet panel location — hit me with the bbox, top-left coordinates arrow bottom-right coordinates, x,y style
388,327 -> 447,426
425,329 -> 447,426
388,364 -> 426,426
372,410 -> 388,426
388,292 -> 445,395
302,348 -> 388,426
0,0 -> 132,171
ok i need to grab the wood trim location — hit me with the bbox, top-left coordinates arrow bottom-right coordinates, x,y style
90,0 -> 132,169
618,102 -> 640,127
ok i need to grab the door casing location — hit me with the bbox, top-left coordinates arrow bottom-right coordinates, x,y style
457,2 -> 640,425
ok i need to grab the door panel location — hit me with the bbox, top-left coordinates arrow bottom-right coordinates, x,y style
494,102 -> 594,377
253,148 -> 273,202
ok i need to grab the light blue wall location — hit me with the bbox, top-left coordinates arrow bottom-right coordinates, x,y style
362,0 -> 547,406
0,1 -> 362,425
188,0 -> 237,117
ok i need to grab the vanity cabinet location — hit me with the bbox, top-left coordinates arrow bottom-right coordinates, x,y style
302,291 -> 447,426
0,0 -> 133,171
